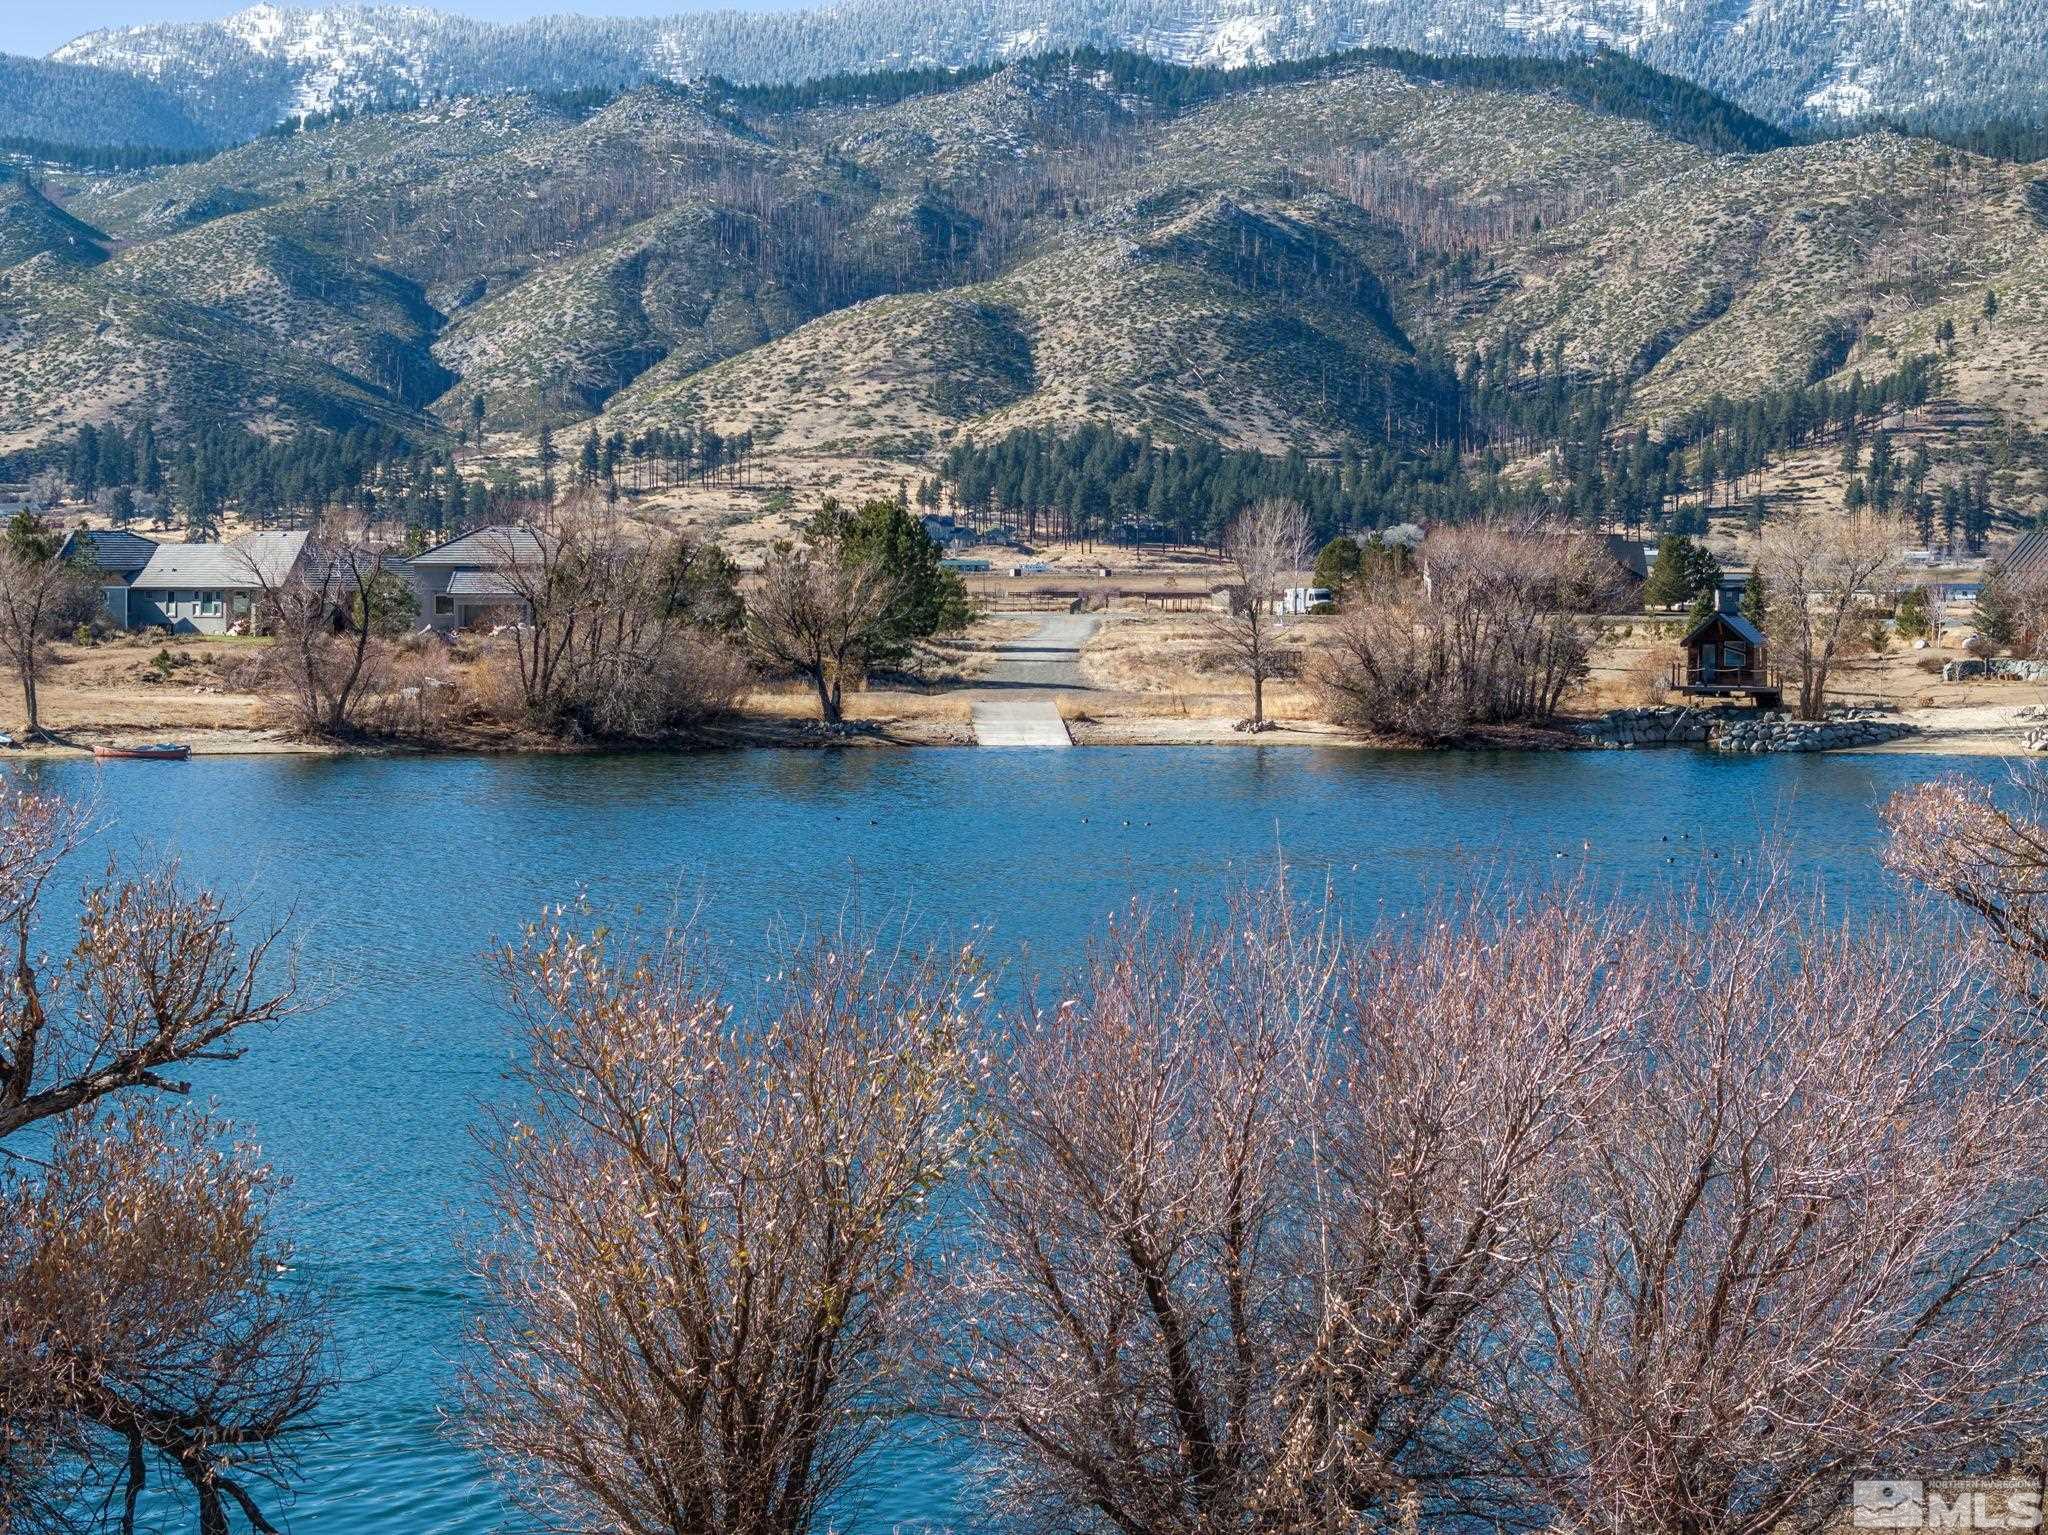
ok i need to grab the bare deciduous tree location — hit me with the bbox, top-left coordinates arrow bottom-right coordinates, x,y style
0,515 -> 97,738
0,788 -> 326,1533
242,520 -> 415,739
746,530 -> 901,724
1314,526 -> 1617,741
3,1106 -> 330,1535
1206,498 -> 1311,727
485,502 -> 749,739
462,919 -> 985,1535
1481,890 -> 2048,1535
1884,771 -> 2048,1010
935,872 -> 2048,1535
1755,512 -> 1901,719
936,886 -> 1630,1534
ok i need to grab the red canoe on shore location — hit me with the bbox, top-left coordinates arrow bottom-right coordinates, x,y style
93,743 -> 192,762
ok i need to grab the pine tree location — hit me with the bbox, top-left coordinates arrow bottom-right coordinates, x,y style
1644,533 -> 1720,609
1895,585 -> 1932,640
537,424 -> 558,504
1741,570 -> 1768,627
1977,564 -> 2019,651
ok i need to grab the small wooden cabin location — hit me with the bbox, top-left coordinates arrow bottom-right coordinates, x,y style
1673,595 -> 1781,708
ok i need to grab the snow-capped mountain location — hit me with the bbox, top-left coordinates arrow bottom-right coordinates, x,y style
36,0 -> 2048,139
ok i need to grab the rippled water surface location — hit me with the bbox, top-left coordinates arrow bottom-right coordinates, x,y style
6,745 -> 2013,1534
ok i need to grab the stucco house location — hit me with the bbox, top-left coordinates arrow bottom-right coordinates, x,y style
408,525 -> 545,631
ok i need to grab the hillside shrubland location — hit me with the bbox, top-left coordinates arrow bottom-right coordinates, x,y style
2,46 -> 2045,541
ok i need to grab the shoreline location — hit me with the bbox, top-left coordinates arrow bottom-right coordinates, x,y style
4,708 -> 2035,760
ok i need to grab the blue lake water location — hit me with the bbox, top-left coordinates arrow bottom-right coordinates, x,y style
3,745 -> 2017,1534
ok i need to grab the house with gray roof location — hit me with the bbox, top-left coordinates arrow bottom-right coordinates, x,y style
408,525 -> 545,631
58,528 -> 319,634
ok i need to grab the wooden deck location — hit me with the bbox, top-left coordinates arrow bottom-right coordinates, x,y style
1671,660 -> 1783,710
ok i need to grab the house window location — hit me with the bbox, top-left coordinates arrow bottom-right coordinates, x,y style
434,594 -> 455,617
199,591 -> 222,617
1722,642 -> 1748,671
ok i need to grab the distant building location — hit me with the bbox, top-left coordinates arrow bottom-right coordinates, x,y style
1272,586 -> 1332,615
407,525 -> 545,630
1602,535 -> 1656,585
1674,586 -> 1781,709
59,528 -> 315,634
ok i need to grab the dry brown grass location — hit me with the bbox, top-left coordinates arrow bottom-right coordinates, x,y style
0,634 -> 272,737
1075,610 -> 1331,720
744,684 -> 974,727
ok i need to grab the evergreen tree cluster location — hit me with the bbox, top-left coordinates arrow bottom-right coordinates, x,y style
562,425 -> 761,499
0,137 -> 216,172
27,419 -> 523,543
1460,350 -> 1941,533
724,44 -> 1787,155
937,354 -> 1948,547
935,423 -> 1545,548
0,53 -> 217,157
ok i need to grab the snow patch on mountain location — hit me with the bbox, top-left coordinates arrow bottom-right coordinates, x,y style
40,0 -> 2048,135
1197,14 -> 1287,67
223,3 -> 286,51
1803,58 -> 1880,117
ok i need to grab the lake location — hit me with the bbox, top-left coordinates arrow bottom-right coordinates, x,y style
4,745 -> 2016,1534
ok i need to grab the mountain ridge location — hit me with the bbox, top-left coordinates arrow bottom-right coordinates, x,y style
2,46 -> 2044,550
26,0 -> 2048,145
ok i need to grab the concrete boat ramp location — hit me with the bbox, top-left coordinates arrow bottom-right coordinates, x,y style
968,612 -> 1097,748
971,698 -> 1072,747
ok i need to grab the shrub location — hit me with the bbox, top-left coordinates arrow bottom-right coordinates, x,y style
1313,526 -> 1616,740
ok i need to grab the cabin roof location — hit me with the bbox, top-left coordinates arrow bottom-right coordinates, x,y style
1681,608 -> 1766,649
1601,535 -> 1653,580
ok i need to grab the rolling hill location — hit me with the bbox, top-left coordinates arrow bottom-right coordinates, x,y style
2,46 -> 2044,531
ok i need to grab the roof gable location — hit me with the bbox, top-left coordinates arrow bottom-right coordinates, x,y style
231,530 -> 311,586
1601,535 -> 1653,580
1682,608 -> 1766,649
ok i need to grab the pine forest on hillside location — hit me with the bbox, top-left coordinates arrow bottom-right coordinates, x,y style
2,44 -> 2047,553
